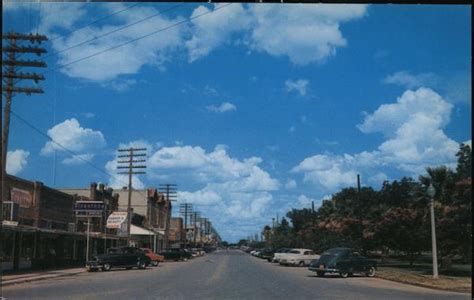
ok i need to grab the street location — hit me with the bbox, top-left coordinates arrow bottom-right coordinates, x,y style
2,250 -> 469,300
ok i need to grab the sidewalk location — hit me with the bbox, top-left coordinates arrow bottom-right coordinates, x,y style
1,267 -> 86,287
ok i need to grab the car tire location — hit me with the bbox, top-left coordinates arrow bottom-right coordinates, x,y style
102,263 -> 112,271
183,257 -> 188,262
316,271 -> 325,277
298,261 -> 305,267
152,261 -> 159,267
366,266 -> 376,277
339,271 -> 349,278
138,260 -> 147,269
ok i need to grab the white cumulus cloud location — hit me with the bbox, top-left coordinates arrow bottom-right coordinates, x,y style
285,79 -> 309,96
293,87 -> 462,192
6,150 -> 30,175
206,102 -> 237,113
41,118 -> 106,164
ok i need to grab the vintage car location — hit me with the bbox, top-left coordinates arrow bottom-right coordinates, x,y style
271,248 -> 291,263
140,248 -> 165,266
86,247 -> 151,272
279,248 -> 320,267
258,248 -> 275,260
159,248 -> 193,261
308,247 -> 377,278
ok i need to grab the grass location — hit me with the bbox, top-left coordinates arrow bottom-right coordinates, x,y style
375,257 -> 471,293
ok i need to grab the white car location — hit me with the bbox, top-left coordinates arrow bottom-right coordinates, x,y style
278,249 -> 320,267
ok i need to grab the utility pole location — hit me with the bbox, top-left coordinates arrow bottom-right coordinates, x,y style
191,211 -> 200,246
1,32 -> 47,229
117,147 -> 147,246
179,203 -> 193,248
158,184 -> 177,249
357,174 -> 361,193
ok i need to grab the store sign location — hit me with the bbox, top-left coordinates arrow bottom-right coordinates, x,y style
2,220 -> 18,226
106,211 -> 128,229
75,201 -> 104,217
11,188 -> 33,208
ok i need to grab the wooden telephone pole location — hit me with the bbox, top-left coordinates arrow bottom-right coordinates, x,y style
179,203 -> 193,247
1,32 -> 47,227
158,183 -> 177,249
117,147 -> 147,246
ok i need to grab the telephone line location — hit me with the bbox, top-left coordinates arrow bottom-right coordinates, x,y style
44,3 -> 183,59
49,3 -> 141,42
8,109 -> 149,199
43,3 -> 232,75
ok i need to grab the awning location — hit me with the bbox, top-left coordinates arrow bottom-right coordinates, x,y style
130,224 -> 155,236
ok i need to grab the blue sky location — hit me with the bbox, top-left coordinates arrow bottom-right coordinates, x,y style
3,3 -> 471,242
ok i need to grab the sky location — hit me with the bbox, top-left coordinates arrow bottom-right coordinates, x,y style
2,2 -> 471,242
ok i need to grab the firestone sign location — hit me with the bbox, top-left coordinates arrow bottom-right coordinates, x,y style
75,201 -> 105,217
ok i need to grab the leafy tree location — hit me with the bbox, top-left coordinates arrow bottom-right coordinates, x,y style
456,143 -> 472,180
374,207 -> 429,265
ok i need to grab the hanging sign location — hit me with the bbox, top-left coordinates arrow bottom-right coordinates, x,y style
106,211 -> 128,229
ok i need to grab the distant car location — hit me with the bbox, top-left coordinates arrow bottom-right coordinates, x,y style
308,248 -> 377,278
258,248 -> 275,260
279,248 -> 320,267
272,248 -> 291,263
86,247 -> 150,272
140,248 -> 164,267
191,248 -> 205,257
159,248 -> 193,261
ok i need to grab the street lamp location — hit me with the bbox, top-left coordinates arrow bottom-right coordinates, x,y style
427,183 -> 438,279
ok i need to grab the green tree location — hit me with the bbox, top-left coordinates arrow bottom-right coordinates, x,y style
456,143 -> 472,180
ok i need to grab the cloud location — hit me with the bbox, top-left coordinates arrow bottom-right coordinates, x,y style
49,4 -> 185,81
297,194 -> 316,208
187,4 -> 368,65
384,71 -> 471,104
247,4 -> 368,65
285,179 -> 297,189
6,150 -> 30,175
186,4 -> 252,62
383,71 -> 438,89
285,79 -> 309,96
41,118 -> 106,164
62,154 -> 94,165
206,102 -> 237,113
293,87 -> 461,192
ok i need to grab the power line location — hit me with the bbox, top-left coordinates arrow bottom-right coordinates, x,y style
44,3 -> 184,59
8,109 -> 148,199
49,3 -> 141,42
43,3 -> 233,75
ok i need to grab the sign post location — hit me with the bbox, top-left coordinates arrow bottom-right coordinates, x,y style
75,201 -> 104,262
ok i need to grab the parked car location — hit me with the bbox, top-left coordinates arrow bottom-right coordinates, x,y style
279,249 -> 320,267
86,247 -> 150,272
191,248 -> 204,257
271,248 -> 292,263
308,248 -> 377,278
258,248 -> 275,260
159,248 -> 193,261
140,248 -> 164,266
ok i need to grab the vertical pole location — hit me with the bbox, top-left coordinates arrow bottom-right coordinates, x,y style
1,37 -> 16,226
86,217 -> 90,262
312,201 -> 315,225
127,148 -> 133,246
430,197 -> 439,279
184,204 -> 187,247
357,174 -> 361,193
193,212 -> 197,245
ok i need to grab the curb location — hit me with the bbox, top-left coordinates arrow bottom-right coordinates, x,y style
1,270 -> 85,287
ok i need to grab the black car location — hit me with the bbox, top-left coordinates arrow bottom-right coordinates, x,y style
86,247 -> 151,272
258,248 -> 275,260
308,248 -> 377,278
159,248 -> 193,261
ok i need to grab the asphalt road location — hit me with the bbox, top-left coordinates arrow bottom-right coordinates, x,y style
2,250 -> 470,300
